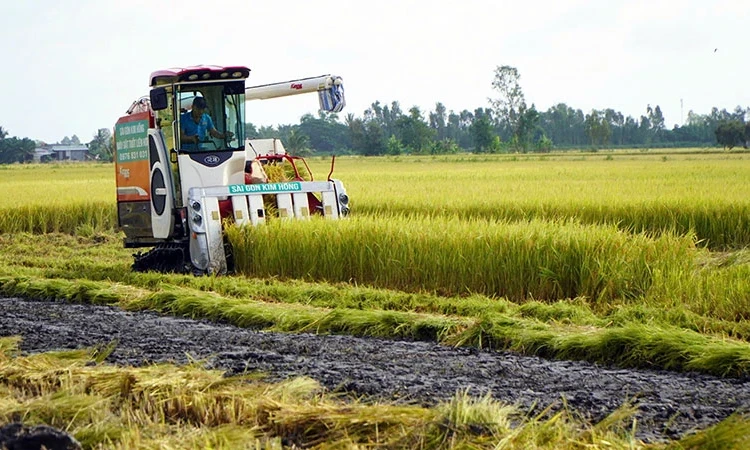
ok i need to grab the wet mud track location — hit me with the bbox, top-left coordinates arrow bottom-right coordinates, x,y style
1,297 -> 749,442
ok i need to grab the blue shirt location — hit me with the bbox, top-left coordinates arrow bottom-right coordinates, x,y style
180,111 -> 215,150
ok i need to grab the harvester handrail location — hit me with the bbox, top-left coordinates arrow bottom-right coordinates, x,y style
257,154 -> 315,181
327,155 -> 336,182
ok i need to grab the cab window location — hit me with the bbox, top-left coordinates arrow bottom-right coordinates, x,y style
177,84 -> 245,152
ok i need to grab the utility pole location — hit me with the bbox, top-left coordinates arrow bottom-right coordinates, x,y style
680,98 -> 684,126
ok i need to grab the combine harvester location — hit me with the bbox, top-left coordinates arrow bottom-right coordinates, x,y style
114,65 -> 350,275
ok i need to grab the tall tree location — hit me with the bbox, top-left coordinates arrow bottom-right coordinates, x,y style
584,110 -> 611,147
244,122 -> 260,139
469,108 -> 497,153
298,112 -> 349,153
446,110 -> 473,148
363,120 -> 387,156
715,120 -> 745,150
647,105 -> 665,142
383,101 -> 402,138
639,115 -> 652,144
394,107 -> 435,154
515,104 -> 540,152
429,102 -> 448,140
489,65 -> 526,139
346,114 -> 385,156
345,114 -> 367,154
732,106 -> 747,122
88,128 -> 113,162
603,108 -> 624,146
539,103 -> 586,147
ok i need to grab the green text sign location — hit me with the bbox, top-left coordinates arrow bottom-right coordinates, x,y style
228,182 -> 302,194
115,120 -> 149,163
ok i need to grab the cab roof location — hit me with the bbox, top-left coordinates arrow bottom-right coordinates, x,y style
149,65 -> 251,86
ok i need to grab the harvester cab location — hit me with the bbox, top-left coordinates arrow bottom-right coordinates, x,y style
114,65 -> 349,275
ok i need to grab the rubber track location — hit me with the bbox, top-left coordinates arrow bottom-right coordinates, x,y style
132,243 -> 192,274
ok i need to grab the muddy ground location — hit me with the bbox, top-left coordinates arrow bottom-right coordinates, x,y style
1,297 -> 749,443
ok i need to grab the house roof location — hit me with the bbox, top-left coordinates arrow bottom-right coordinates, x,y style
48,144 -> 88,151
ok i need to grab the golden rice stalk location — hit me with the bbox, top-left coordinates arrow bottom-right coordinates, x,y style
263,164 -> 294,182
263,161 -> 312,182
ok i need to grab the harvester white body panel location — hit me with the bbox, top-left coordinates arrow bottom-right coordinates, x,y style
246,138 -> 287,157
177,152 -> 246,207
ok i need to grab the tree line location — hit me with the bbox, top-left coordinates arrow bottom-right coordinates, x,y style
1,65 -> 747,163
248,66 -> 750,155
245,101 -> 749,156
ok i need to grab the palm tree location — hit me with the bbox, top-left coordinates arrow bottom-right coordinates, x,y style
286,128 -> 310,156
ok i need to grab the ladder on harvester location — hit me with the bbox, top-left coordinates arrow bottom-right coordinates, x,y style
186,180 -> 349,274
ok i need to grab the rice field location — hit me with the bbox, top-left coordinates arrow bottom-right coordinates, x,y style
2,149 -> 750,448
2,152 -> 750,337
3,152 -> 750,246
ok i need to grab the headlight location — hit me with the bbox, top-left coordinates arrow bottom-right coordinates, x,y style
340,206 -> 350,217
192,214 -> 203,225
338,193 -> 349,205
191,201 -> 201,212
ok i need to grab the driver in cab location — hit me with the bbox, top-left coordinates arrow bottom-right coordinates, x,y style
180,96 -> 233,151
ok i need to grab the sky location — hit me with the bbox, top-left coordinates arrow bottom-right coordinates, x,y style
0,0 -> 746,144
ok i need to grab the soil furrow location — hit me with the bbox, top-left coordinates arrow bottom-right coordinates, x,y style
1,297 -> 748,442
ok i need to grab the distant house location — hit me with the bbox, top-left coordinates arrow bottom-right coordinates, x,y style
33,144 -> 90,162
